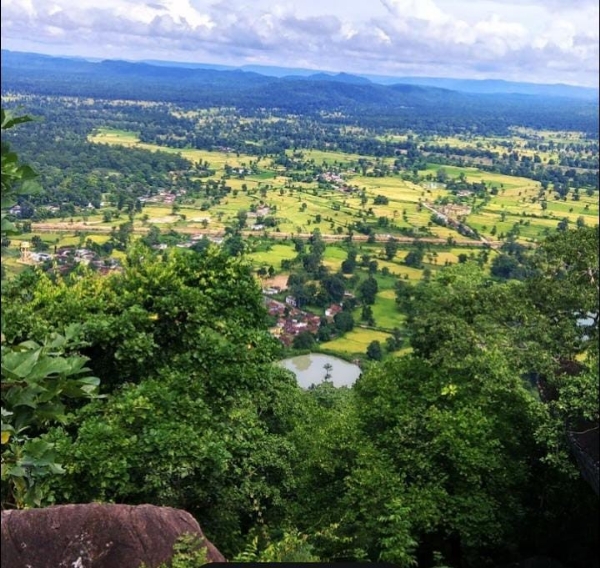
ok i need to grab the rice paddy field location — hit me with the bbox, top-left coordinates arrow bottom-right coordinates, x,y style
420,129 -> 597,164
85,128 -> 599,245
5,124 -> 597,360
324,328 -> 392,356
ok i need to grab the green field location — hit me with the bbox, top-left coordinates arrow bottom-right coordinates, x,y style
324,328 -> 392,356
90,128 -> 255,169
247,244 -> 297,267
87,129 -> 599,246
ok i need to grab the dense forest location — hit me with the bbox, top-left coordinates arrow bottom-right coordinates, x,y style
1,104 -> 599,568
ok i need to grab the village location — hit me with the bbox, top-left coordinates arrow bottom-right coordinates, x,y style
16,241 -> 121,275
263,285 -> 344,347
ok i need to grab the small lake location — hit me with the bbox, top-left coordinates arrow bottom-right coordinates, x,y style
279,353 -> 361,388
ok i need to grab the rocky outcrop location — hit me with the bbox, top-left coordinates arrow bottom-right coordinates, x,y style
1,503 -> 225,568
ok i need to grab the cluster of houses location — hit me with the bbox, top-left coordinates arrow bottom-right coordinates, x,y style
138,190 -> 182,205
19,243 -> 121,275
318,172 -> 354,193
9,204 -> 92,218
264,292 -> 343,347
265,297 -> 320,347
319,172 -> 345,184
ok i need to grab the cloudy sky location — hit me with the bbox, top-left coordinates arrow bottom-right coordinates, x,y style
1,0 -> 598,86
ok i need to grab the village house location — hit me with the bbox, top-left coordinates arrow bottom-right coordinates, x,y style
325,303 -> 343,321
262,286 -> 281,296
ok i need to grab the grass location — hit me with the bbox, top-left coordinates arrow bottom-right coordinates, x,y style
87,128 -> 600,247
371,290 -> 404,330
247,244 -> 297,267
90,128 -> 255,169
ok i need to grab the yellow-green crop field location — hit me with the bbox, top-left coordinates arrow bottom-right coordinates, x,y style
324,328 -> 392,356
85,128 -> 599,246
90,128 -> 253,169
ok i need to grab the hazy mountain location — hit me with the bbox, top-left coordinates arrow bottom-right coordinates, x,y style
380,76 -> 599,101
3,50 -> 597,101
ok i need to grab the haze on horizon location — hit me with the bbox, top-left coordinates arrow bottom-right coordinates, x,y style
1,0 -> 599,88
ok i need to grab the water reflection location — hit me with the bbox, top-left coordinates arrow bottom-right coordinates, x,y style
279,354 -> 361,388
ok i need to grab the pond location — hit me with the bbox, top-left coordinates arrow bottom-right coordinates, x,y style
278,353 -> 361,389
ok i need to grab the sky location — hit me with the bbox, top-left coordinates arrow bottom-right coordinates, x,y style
1,0 -> 599,87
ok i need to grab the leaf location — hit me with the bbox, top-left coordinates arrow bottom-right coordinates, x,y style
48,462 -> 65,475
1,431 -> 11,444
27,356 -> 73,380
1,348 -> 42,379
1,113 -> 34,130
6,465 -> 27,477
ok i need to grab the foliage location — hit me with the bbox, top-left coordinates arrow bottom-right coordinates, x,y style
293,331 -> 316,350
351,353 -> 541,566
0,95 -> 598,567
377,499 -> 418,567
1,326 -> 100,508
150,533 -> 209,568
1,109 -> 41,235
366,340 -> 383,361
8,247 -> 304,555
234,530 -> 320,563
2,244 -> 280,394
1,109 -> 100,510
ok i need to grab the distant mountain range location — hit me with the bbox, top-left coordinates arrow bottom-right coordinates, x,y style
144,58 -> 598,101
1,50 -> 597,101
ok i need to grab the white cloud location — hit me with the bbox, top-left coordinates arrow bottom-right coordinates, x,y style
1,0 -> 598,86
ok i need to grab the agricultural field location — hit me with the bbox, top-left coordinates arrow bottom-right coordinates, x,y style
3,110 -> 598,361
324,328 -> 392,357
420,129 -> 597,164
80,128 -> 600,247
90,128 -> 254,169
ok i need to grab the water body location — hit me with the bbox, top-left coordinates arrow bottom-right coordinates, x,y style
279,353 -> 361,388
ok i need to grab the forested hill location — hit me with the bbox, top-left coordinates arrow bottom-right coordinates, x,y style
1,50 -> 598,135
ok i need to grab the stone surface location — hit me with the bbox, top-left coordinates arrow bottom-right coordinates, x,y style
1,503 -> 226,567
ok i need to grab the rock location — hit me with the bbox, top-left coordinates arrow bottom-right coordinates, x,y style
1,503 -> 225,568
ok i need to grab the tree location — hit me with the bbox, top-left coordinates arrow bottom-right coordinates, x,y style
223,233 -> 245,256
341,250 -> 357,274
490,254 -> 523,280
366,340 -> 382,360
361,304 -> 375,326
321,274 -> 346,304
236,209 -> 248,229
384,237 -> 399,261
111,221 -> 133,248
404,244 -> 425,268
334,311 -> 354,333
373,195 -> 389,205
293,331 -> 316,350
1,109 -> 40,235
351,353 -> 541,566
358,277 -> 378,306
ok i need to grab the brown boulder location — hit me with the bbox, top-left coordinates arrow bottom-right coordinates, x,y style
1,503 -> 225,568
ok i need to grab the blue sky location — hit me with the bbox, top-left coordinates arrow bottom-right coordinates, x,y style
1,0 -> 598,86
